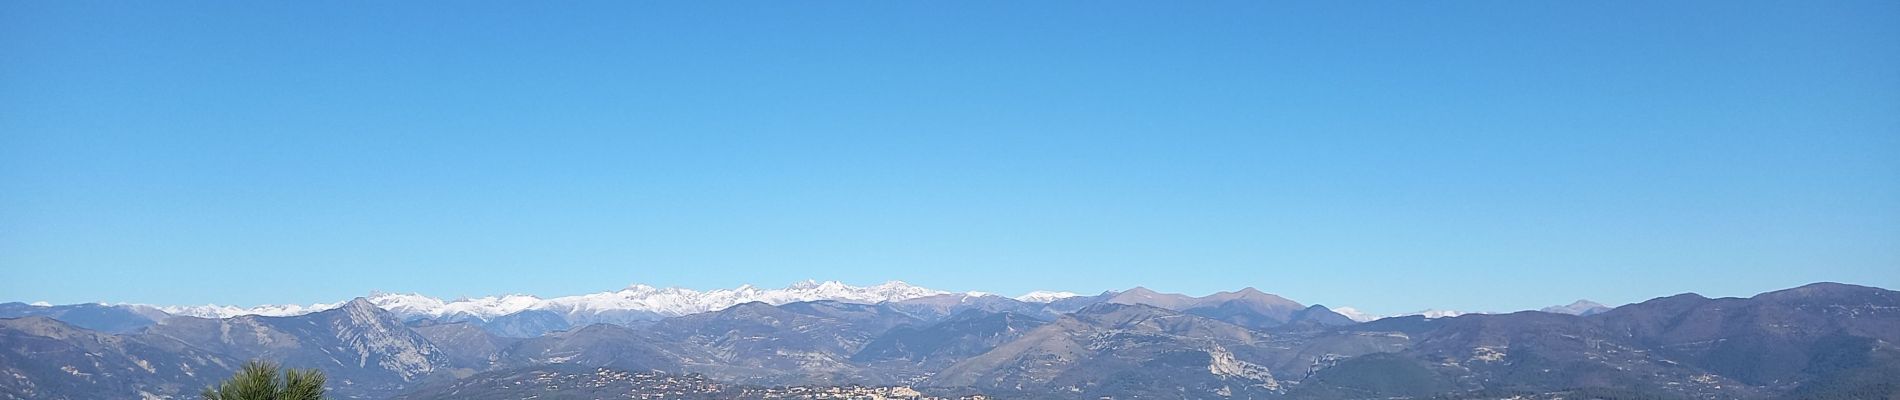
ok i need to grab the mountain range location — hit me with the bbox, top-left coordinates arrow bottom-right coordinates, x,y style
3,281 -> 1896,399
26,281 -> 1372,339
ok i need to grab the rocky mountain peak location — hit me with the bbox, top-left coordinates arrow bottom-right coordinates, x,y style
1203,287 -> 1301,307
342,296 -> 380,311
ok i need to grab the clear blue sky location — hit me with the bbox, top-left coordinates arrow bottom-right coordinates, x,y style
3,1 -> 1896,315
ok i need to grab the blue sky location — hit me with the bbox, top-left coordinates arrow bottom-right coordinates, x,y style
3,1 -> 1896,315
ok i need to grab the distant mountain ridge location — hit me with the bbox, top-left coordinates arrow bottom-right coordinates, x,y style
16,281 -> 1379,337
153,280 -> 957,320
15,280 -> 1599,328
6,282 -> 1898,399
74,282 -> 1372,323
0,282 -> 1739,339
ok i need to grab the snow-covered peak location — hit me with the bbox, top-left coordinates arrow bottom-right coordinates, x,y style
1015,291 -> 1080,303
365,292 -> 450,316
1402,309 -> 1469,319
1330,306 -> 1381,322
1332,308 -> 1487,320
156,301 -> 345,319
872,280 -> 925,292
743,280 -> 945,306
545,280 -> 949,318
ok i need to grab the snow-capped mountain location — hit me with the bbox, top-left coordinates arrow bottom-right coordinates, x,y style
1014,290 -> 1079,303
154,280 -> 950,321
1326,306 -> 1478,322
1329,306 -> 1381,322
157,302 -> 345,318
1401,309 -> 1470,318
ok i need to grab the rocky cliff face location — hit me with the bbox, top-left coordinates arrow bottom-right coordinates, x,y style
140,298 -> 452,398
